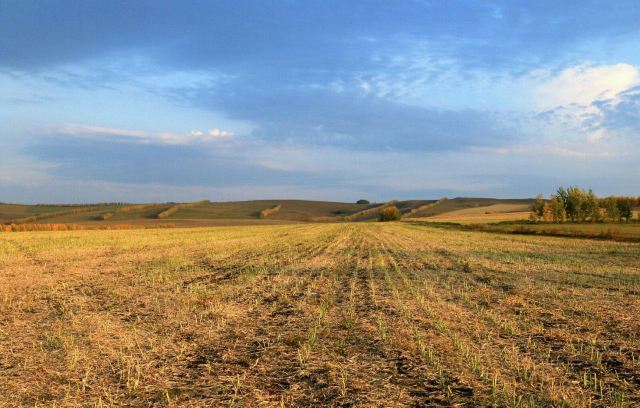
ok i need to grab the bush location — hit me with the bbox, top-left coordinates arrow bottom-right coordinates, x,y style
378,206 -> 401,222
356,199 -> 370,204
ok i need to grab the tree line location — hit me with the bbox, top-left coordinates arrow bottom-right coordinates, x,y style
531,186 -> 638,223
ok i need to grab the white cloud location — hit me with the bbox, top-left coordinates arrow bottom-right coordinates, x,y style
535,63 -> 640,109
60,124 -> 149,138
207,128 -> 234,138
53,124 -> 234,145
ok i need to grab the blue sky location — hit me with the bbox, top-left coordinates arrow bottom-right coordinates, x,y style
1,1 -> 639,203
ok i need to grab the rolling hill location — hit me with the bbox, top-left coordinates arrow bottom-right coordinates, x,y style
0,197 -> 535,227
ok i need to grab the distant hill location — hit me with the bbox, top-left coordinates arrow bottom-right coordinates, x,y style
404,197 -> 533,218
0,197 -> 535,227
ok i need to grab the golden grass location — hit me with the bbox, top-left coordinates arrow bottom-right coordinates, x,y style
416,210 -> 532,224
9,206 -> 104,224
157,201 -> 209,219
433,203 -> 531,216
1,223 -> 177,232
1,224 -> 639,406
401,198 -> 446,219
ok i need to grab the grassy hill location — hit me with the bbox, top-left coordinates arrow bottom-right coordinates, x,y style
0,198 -> 534,227
0,200 -> 378,225
406,197 -> 534,218
0,203 -> 121,224
168,200 -> 375,222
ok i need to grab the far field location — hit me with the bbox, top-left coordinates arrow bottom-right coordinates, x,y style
1,223 -> 639,406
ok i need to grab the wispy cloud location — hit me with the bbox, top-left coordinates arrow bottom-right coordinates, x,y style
470,144 -> 625,158
190,128 -> 235,140
52,124 -> 235,145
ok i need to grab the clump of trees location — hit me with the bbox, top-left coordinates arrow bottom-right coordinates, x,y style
356,199 -> 370,204
530,186 -> 638,223
378,206 -> 402,222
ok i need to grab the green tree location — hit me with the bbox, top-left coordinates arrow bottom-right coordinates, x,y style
531,194 -> 545,220
565,186 -> 586,222
555,187 -> 569,220
584,189 -> 600,222
548,196 -> 566,222
617,197 -> 633,221
604,196 -> 620,221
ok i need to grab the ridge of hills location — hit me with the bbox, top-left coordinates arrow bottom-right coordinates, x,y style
0,197 -> 534,226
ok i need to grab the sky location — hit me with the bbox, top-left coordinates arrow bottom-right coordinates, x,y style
1,1 -> 639,203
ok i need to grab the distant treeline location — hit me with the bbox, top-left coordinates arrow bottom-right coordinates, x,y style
531,186 -> 638,222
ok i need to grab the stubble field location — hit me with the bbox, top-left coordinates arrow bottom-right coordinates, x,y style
1,223 -> 639,407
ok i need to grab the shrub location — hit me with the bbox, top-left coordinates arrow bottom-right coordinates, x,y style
356,199 -> 370,204
378,206 -> 401,222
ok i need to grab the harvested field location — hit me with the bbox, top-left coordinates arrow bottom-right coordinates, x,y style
1,223 -> 639,406
415,210 -> 531,224
407,198 -> 534,219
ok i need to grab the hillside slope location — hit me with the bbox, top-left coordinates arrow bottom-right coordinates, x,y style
407,197 -> 533,218
1,197 -> 536,226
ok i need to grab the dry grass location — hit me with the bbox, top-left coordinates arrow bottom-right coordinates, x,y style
409,198 -> 534,218
415,210 -> 532,224
432,203 -> 531,216
485,222 -> 640,242
1,223 -> 639,406
157,202 -> 208,219
401,198 -> 446,219
259,204 -> 282,219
